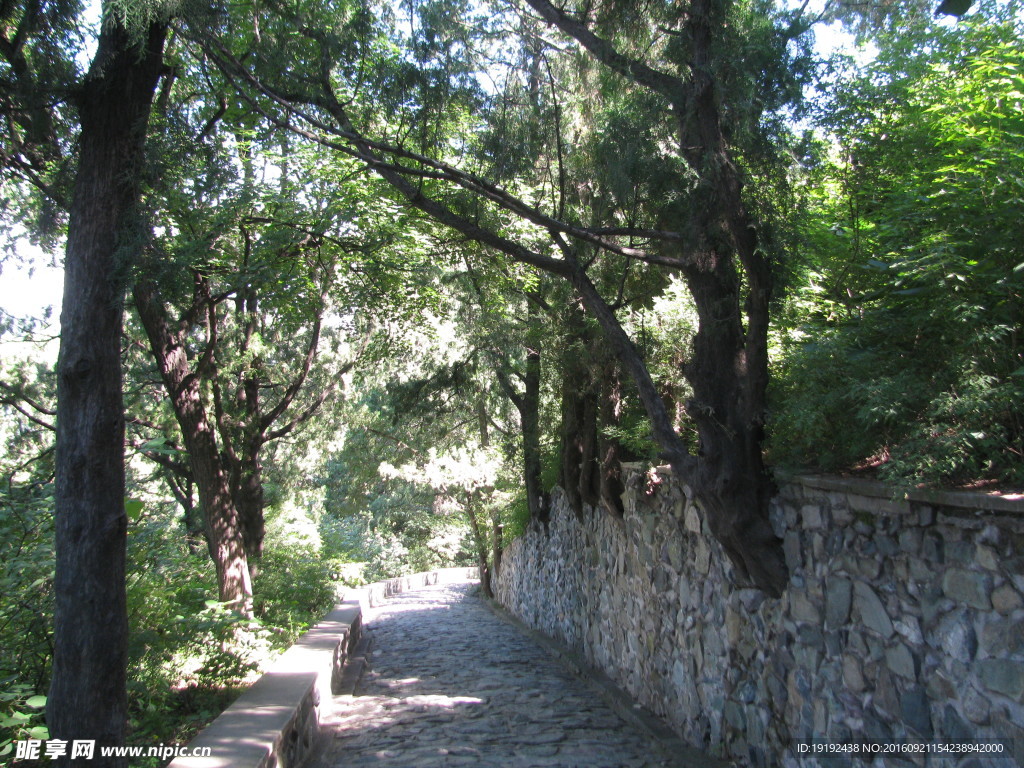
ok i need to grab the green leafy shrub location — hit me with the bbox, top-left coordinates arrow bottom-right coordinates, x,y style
0,482 -> 54,762
0,686 -> 48,759
771,13 -> 1024,487
502,494 -> 531,541
252,547 -> 336,636
119,497 -> 346,760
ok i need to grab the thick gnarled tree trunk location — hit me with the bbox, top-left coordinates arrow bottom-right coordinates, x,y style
229,454 -> 266,569
522,0 -> 787,597
671,0 -> 784,595
49,18 -> 166,768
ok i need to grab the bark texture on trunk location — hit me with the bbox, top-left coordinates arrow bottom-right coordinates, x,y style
229,451 -> 266,569
559,330 -> 595,517
133,281 -> 253,613
494,321 -> 548,526
670,0 -> 786,596
467,503 -> 492,598
49,19 -> 166,767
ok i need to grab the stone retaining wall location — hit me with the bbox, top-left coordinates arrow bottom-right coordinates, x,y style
494,468 -> 1024,766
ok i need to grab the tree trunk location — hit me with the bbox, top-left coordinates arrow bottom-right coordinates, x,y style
231,351 -> 267,572
521,334 -> 547,524
164,468 -> 205,552
133,281 -> 253,614
229,449 -> 266,573
492,303 -> 548,525
49,18 -> 166,768
559,345 -> 590,517
669,0 -> 785,596
681,261 -> 782,594
566,254 -> 786,596
466,502 -> 492,598
597,373 -> 629,519
491,518 -> 503,582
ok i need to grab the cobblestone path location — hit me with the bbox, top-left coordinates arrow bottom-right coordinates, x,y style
309,580 -> 687,768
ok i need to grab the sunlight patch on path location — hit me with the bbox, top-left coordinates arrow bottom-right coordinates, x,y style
310,581 -> 684,768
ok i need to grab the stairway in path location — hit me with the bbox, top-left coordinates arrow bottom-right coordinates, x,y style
306,580 -> 712,768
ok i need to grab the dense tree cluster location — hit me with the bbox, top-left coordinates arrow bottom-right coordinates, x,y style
770,7 -> 1023,486
0,0 -> 1020,761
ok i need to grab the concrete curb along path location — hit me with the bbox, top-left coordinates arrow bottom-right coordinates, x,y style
166,568 -> 476,768
308,579 -> 730,768
164,599 -> 362,768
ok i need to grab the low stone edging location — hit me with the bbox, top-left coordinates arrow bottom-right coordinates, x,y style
787,472 -> 1024,515
359,567 -> 480,610
166,566 -> 478,768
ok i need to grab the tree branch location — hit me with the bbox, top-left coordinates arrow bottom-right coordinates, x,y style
133,441 -> 191,476
522,0 -> 688,105
197,35 -> 687,269
492,363 -> 525,412
0,380 -> 55,416
263,377 -> 338,442
258,298 -> 325,432
0,395 -> 55,431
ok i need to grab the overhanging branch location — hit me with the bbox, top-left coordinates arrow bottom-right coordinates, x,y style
195,33 -> 691,270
